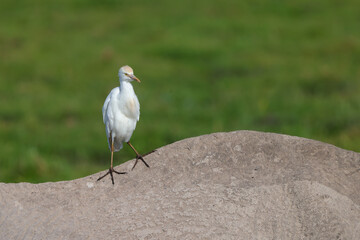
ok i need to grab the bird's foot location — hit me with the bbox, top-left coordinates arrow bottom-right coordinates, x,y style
131,153 -> 151,171
143,149 -> 156,157
97,167 -> 127,185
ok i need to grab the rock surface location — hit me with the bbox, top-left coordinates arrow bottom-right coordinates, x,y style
1,131 -> 360,239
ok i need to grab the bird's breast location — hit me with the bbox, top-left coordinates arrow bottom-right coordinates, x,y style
127,98 -> 136,112
118,96 -> 139,120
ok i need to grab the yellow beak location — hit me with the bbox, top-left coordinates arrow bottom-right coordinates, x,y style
130,74 -> 141,83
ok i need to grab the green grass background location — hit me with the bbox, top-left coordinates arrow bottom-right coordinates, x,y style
1,0 -> 359,183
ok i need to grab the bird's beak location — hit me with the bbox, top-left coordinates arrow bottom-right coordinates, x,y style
130,74 -> 141,83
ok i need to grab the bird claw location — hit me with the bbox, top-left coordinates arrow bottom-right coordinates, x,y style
131,154 -> 150,171
97,167 -> 127,185
143,149 -> 156,157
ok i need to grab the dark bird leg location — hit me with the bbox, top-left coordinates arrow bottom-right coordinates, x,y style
127,141 -> 150,170
97,134 -> 126,184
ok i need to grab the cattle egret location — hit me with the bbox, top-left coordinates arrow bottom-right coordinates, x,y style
97,65 -> 150,184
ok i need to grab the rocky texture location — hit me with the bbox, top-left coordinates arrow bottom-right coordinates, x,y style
1,131 -> 360,239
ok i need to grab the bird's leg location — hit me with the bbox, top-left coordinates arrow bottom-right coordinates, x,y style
110,140 -> 114,168
97,135 -> 126,184
127,141 -> 150,170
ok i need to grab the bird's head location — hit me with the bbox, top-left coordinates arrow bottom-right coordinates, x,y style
118,65 -> 141,83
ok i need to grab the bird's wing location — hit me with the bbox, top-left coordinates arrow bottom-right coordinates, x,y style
102,87 -> 119,123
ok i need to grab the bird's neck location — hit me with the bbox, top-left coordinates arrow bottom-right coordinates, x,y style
119,80 -> 134,93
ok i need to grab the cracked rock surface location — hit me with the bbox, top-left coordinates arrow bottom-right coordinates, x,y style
1,131 -> 360,239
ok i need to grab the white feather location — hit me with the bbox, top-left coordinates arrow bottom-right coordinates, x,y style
102,66 -> 140,152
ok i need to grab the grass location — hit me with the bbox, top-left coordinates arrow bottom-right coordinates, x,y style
0,0 -> 359,183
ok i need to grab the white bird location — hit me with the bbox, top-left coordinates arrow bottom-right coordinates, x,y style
97,65 -> 150,184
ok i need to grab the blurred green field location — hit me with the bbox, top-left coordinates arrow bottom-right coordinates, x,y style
1,0 -> 359,183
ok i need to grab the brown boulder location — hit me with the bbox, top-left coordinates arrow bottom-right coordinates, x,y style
1,131 -> 359,239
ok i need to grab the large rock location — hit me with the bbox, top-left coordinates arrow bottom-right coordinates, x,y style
1,131 -> 360,239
